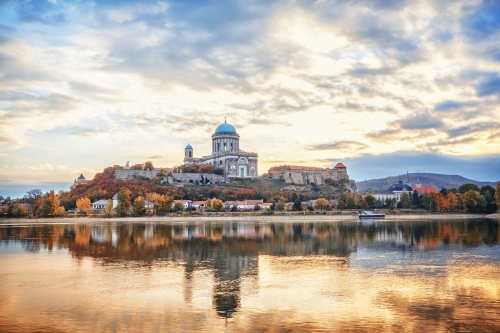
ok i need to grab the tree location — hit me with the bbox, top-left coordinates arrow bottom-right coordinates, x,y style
346,193 -> 362,209
436,194 -> 450,212
421,193 -> 435,211
314,198 -> 329,211
458,183 -> 480,194
155,195 -> 174,215
213,168 -> 224,176
143,161 -> 154,170
495,183 -> 500,210
116,190 -> 131,217
293,199 -> 302,211
7,202 -> 27,218
49,190 -> 61,215
24,189 -> 43,213
462,190 -> 478,213
173,202 -> 185,212
477,195 -> 487,213
364,195 -> 376,209
412,190 -> 420,207
480,185 -> 495,196
211,198 -> 224,212
133,196 -> 146,216
400,191 -> 411,209
39,197 -> 52,217
453,192 -> 464,212
447,192 -> 458,211
76,197 -> 92,214
54,206 -> 66,216
254,204 -> 261,211
105,199 -> 113,216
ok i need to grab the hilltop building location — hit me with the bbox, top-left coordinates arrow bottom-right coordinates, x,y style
183,120 -> 258,178
71,174 -> 88,189
268,163 -> 348,185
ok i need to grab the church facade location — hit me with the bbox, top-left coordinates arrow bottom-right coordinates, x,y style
183,121 -> 258,178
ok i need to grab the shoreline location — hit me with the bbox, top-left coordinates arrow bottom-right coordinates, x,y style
0,213 -> 495,224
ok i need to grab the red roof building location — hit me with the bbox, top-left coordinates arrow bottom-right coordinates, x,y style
413,186 -> 436,194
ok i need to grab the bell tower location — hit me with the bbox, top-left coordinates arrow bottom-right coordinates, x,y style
185,143 -> 193,160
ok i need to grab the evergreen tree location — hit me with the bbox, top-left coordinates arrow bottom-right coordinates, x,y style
293,199 -> 302,211
412,190 -> 420,206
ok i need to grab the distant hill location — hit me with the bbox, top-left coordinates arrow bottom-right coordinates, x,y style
355,173 -> 498,191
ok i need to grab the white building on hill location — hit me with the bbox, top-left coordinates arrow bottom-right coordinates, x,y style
183,120 -> 258,178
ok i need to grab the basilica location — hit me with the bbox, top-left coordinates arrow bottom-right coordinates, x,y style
183,121 -> 258,178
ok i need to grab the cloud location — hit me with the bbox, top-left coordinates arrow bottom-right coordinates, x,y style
311,141 -> 369,152
399,112 -> 444,130
146,155 -> 167,160
1,0 -> 499,187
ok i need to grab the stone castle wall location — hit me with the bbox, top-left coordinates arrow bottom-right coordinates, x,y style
272,169 -> 348,185
116,169 -> 160,180
115,169 -> 225,184
169,173 -> 225,184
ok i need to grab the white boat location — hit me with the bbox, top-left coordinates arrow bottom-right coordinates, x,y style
358,211 -> 385,219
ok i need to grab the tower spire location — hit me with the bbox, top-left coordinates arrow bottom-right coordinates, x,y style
224,116 -> 226,124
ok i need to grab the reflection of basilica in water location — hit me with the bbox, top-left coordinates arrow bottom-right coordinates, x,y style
64,222 -> 357,318
2,220 -> 499,319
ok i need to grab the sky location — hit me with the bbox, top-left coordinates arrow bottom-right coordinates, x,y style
1,0 -> 500,198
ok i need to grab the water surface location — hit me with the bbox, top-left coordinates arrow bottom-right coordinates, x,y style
1,218 -> 499,332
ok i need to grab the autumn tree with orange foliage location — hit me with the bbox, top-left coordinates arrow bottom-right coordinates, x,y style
76,197 -> 92,214
143,161 -> 154,170
154,195 -> 174,216
436,194 -> 450,212
447,192 -> 458,211
61,166 -> 185,206
131,164 -> 143,170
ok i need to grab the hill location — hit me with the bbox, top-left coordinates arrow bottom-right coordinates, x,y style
356,173 -> 498,191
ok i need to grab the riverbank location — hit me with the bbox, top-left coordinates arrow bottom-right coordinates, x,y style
0,213 -> 493,224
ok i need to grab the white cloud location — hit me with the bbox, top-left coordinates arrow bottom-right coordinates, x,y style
0,0 -> 499,190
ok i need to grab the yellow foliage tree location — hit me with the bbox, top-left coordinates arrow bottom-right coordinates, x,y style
314,198 -> 329,211
76,197 -> 92,214
49,190 -> 61,215
54,206 -> 66,216
155,195 -> 174,216
210,198 -> 224,212
105,199 -> 113,216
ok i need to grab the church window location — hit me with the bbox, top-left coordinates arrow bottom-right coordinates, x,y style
189,152 -> 192,157
220,160 -> 223,165
217,143 -> 220,151
230,143 -> 233,151
224,142 -> 226,151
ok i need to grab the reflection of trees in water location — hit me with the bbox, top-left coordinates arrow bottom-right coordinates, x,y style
1,219 -> 499,320
1,220 -> 499,258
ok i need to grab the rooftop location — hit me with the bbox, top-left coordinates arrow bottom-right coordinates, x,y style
215,123 -> 236,134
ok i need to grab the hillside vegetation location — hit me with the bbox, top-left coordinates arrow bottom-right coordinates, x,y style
356,173 -> 499,191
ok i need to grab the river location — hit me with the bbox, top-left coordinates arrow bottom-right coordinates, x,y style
1,218 -> 499,332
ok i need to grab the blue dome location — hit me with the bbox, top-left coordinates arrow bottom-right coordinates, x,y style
215,123 -> 236,134
185,143 -> 192,149
388,180 -> 412,191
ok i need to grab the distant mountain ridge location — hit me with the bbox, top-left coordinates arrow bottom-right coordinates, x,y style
355,173 -> 498,191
